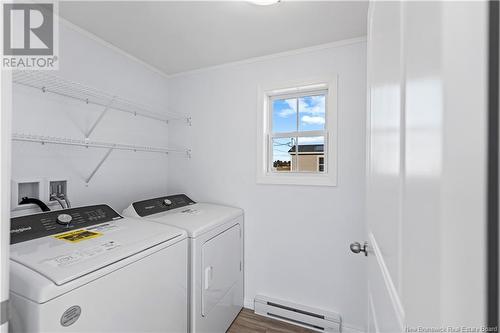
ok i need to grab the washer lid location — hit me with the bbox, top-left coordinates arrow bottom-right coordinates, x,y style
10,217 -> 186,286
135,203 -> 243,238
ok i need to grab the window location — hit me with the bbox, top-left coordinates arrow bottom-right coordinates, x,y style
257,78 -> 337,186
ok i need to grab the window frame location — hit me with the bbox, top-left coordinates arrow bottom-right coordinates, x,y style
256,77 -> 338,186
268,89 -> 328,174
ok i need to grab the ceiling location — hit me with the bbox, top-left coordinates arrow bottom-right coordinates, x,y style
59,1 -> 368,75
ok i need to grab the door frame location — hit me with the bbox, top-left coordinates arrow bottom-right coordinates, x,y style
0,69 -> 12,333
487,0 -> 499,329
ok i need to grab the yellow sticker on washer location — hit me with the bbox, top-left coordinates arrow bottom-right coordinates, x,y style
54,230 -> 102,243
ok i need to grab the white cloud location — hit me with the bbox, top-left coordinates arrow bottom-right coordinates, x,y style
284,99 -> 296,110
277,98 -> 297,118
278,108 -> 295,118
299,96 -> 325,115
301,115 -> 325,125
275,96 -> 325,118
298,136 -> 324,144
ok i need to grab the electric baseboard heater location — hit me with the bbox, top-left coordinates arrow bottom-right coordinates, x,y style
254,295 -> 342,332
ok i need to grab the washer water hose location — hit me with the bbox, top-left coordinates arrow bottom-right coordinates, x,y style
50,194 -> 67,209
61,194 -> 71,208
50,193 -> 72,209
19,197 -> 50,212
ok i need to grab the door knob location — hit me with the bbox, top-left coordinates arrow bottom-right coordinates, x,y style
350,241 -> 368,256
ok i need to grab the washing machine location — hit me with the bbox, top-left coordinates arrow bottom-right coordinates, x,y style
9,204 -> 189,333
122,194 -> 243,333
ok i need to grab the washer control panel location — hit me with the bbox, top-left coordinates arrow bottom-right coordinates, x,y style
10,204 -> 123,244
132,194 -> 196,217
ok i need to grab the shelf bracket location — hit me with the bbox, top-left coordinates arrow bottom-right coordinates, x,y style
85,148 -> 113,184
85,97 -> 116,140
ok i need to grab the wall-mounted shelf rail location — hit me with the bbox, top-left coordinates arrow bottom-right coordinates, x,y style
12,70 -> 190,124
12,133 -> 187,154
12,133 -> 191,183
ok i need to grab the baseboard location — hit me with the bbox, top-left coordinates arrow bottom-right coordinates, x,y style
342,324 -> 365,333
244,297 -> 364,333
244,298 -> 254,310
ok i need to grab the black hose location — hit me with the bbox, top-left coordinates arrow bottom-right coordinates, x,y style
19,197 -> 50,212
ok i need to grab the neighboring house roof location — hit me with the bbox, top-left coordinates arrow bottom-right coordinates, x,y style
288,144 -> 324,154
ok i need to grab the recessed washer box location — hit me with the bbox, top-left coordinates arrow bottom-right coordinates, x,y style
11,179 -> 42,211
48,180 -> 68,202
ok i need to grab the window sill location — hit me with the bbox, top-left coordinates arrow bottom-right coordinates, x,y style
256,173 -> 337,187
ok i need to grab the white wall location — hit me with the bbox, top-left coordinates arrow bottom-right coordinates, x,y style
167,39 -> 367,331
11,21 -> 171,216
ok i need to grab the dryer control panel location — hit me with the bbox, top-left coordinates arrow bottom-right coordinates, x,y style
10,204 -> 123,244
132,194 -> 196,217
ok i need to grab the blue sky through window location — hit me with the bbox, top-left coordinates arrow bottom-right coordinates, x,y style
271,93 -> 326,164
272,94 -> 326,133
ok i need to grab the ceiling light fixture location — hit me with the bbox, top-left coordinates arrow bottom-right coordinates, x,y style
250,0 -> 281,6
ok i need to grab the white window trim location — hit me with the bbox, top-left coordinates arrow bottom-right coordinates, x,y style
256,76 -> 338,186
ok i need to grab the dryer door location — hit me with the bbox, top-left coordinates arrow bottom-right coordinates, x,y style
201,224 -> 241,317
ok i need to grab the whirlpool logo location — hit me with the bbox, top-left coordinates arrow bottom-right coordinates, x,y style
2,2 -> 59,69
11,226 -> 32,234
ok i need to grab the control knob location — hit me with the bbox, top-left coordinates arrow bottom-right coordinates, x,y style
163,199 -> 172,206
57,214 -> 73,225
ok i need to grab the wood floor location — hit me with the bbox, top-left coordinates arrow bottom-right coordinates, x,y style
227,309 -> 315,333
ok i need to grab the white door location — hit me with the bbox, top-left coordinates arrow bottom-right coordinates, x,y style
201,225 -> 241,317
364,2 -> 405,332
364,1 -> 489,332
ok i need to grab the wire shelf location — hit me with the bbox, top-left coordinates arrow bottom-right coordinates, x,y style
12,133 -> 191,184
12,70 -> 190,123
12,133 -> 189,155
